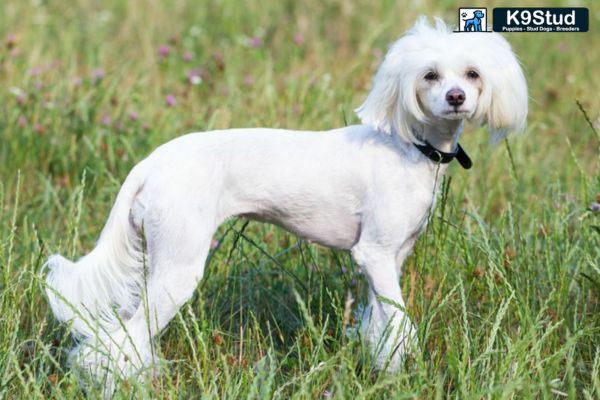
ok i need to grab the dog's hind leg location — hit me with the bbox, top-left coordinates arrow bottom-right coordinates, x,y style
74,201 -> 217,393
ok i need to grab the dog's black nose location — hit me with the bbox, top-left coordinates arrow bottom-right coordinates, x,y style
446,89 -> 465,107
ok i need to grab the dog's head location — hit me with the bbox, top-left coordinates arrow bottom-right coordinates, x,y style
356,17 -> 528,144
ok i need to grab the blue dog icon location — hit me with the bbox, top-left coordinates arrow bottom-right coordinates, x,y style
463,10 -> 485,31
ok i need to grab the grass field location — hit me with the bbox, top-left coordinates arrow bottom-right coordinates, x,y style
1,0 -> 599,398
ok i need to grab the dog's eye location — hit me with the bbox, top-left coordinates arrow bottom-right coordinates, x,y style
466,70 -> 480,79
424,71 -> 439,81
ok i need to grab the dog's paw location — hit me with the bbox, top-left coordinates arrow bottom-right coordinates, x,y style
354,302 -> 419,372
382,320 -> 418,373
69,332 -> 159,397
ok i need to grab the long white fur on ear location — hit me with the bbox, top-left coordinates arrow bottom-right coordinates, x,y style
354,59 -> 423,144
355,18 -> 435,143
488,62 -> 528,143
479,34 -> 528,143
354,64 -> 402,136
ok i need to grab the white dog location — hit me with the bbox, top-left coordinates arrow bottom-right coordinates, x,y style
46,17 -> 527,390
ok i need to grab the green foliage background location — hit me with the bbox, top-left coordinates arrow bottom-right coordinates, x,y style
0,0 -> 599,398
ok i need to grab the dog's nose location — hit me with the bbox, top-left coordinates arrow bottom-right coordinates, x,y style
446,89 -> 465,107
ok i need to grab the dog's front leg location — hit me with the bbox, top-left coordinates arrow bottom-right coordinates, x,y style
352,243 -> 417,372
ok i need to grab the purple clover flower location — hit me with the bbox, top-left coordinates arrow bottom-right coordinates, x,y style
249,36 -> 263,48
158,45 -> 170,58
18,115 -> 28,128
243,74 -> 254,86
100,115 -> 112,126
91,68 -> 105,83
34,123 -> 45,135
293,33 -> 305,45
165,94 -> 177,107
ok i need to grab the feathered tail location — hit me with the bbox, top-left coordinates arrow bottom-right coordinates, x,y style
45,163 -> 148,338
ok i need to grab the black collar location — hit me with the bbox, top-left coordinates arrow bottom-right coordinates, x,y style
412,140 -> 472,169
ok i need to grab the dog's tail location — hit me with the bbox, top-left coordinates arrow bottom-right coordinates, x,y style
45,163 -> 148,338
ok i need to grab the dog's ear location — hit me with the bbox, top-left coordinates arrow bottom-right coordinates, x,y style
473,34 -> 528,143
355,46 -> 425,144
356,18 -> 435,143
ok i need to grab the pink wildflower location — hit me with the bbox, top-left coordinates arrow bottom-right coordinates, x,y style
158,45 -> 170,58
100,115 -> 112,126
243,74 -> 254,86
249,36 -> 263,48
293,33 -> 305,45
165,94 -> 177,107
91,68 -> 105,83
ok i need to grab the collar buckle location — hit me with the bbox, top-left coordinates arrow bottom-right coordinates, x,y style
412,140 -> 472,170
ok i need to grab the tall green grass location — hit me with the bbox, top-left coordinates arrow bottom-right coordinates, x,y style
0,0 -> 599,398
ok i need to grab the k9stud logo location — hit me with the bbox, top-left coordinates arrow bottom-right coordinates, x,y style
492,8 -> 589,32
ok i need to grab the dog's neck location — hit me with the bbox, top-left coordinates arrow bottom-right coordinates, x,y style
411,119 -> 463,153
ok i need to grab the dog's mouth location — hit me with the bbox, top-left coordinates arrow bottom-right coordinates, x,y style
442,108 -> 471,119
